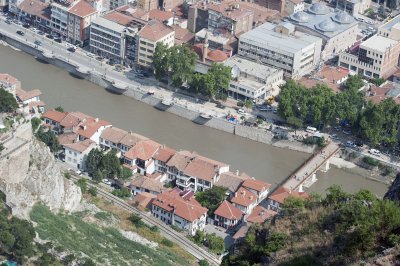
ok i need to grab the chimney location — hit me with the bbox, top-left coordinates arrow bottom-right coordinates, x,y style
249,195 -> 253,200
202,32 -> 209,63
95,117 -> 99,122
234,192 -> 237,197
236,169 -> 239,176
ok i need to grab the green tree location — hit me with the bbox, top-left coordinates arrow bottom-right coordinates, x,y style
88,187 -> 97,197
0,87 -> 18,113
208,63 -> 231,99
30,117 -> 42,132
283,196 -> 306,214
35,127 -> 60,152
244,99 -> 253,109
199,259 -> 210,266
324,185 -> 349,206
152,43 -> 170,81
286,116 -> 303,134
54,106 -> 65,113
76,178 -> 87,194
86,148 -> 104,177
371,77 -> 385,86
206,233 -> 224,254
169,45 -> 197,87
193,230 -> 206,245
119,166 -> 132,180
100,149 -> 121,179
112,187 -> 131,198
196,186 -> 227,215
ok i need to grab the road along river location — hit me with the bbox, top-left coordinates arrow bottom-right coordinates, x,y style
0,44 -> 389,196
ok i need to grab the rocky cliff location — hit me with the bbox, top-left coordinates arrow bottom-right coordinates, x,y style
0,123 -> 81,219
384,174 -> 400,202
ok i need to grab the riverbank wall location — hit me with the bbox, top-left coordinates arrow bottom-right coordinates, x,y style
0,33 -> 315,153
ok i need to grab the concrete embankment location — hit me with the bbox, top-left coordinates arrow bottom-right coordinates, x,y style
0,33 -> 314,153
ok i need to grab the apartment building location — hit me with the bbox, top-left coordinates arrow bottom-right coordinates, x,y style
290,4 -> 358,59
378,14 -> 400,41
0,73 -> 21,96
50,0 -> 99,45
208,2 -> 253,35
136,20 -> 174,68
338,35 -> 400,79
151,189 -> 208,235
238,22 -> 322,79
334,0 -> 371,15
99,126 -> 148,153
90,15 -> 138,65
224,56 -> 284,101
122,139 -> 161,175
17,0 -> 51,31
64,139 -> 97,170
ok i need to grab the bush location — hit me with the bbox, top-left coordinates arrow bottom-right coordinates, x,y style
129,214 -> 145,228
199,259 -> 210,266
31,117 -> 41,131
111,187 -> 131,198
362,156 -> 380,167
64,172 -> 71,179
76,178 -> 87,194
161,238 -> 174,247
237,101 -> 244,107
150,225 -> 159,232
88,187 -> 97,197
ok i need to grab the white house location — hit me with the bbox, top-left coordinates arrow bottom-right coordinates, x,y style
241,179 -> 271,204
214,200 -> 243,229
230,187 -> 258,216
151,188 -> 208,235
128,176 -> 166,196
123,139 -> 161,176
64,139 -> 97,170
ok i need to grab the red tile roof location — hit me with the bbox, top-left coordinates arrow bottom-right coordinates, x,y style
103,10 -> 135,26
268,186 -> 309,205
129,176 -> 166,194
148,9 -> 174,21
75,118 -> 110,139
172,25 -> 195,45
231,187 -> 257,207
16,89 -> 42,102
153,146 -> 176,162
0,73 -> 21,89
57,133 -> 78,146
152,189 -> 208,222
42,109 -> 68,123
68,0 -> 97,17
299,66 -> 349,93
64,138 -> 95,153
124,139 -> 161,160
214,200 -> 243,220
247,205 -> 277,224
133,192 -> 156,209
138,20 -> 174,42
242,179 -> 271,192
100,127 -> 128,143
18,0 -> 51,20
193,44 -> 229,63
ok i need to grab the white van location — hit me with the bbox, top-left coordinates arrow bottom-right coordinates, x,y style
306,126 -> 317,134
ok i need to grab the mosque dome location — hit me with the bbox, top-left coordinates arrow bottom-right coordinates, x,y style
290,11 -> 311,23
333,11 -> 354,24
308,3 -> 330,15
316,19 -> 337,32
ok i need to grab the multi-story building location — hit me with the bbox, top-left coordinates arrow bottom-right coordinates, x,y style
109,0 -> 127,10
253,0 -> 284,13
17,0 -> 51,31
128,176 -> 166,195
241,179 -> 271,204
136,20 -> 174,68
224,56 -> 284,101
238,22 -> 322,79
230,187 -> 258,216
137,0 -> 157,12
290,4 -> 358,59
338,35 -> 400,79
64,139 -> 97,170
99,126 -> 148,153
50,0 -> 99,45
208,2 -> 253,35
151,188 -> 208,235
90,15 -> 138,65
334,0 -> 371,16
214,200 -> 243,229
122,139 -> 161,175
378,14 -> 400,41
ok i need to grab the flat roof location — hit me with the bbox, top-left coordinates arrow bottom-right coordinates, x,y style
224,55 -> 281,79
92,16 -> 126,33
380,14 -> 400,31
239,22 -> 321,54
361,35 -> 398,53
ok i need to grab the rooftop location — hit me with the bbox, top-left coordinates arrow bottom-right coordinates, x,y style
15,89 -> 42,102
0,74 -> 21,90
361,35 -> 399,53
129,176 -> 166,194
103,10 -> 135,27
290,5 -> 358,39
231,187 -> 257,207
132,192 -> 156,209
64,138 -> 95,153
148,9 -> 174,21
42,109 -> 68,123
365,81 -> 400,104
124,139 -> 161,161
138,20 -> 174,42
224,55 -> 282,80
268,186 -> 309,204
100,126 -> 128,144
239,22 -> 322,54
214,200 -> 243,220
92,16 -> 127,33
216,171 -> 250,193
208,2 -> 253,21
153,146 -> 176,163
247,205 -> 277,223
18,0 -> 51,20
299,65 -> 350,92
241,178 -> 272,192
68,0 -> 97,18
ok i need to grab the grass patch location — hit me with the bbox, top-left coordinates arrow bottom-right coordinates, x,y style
30,204 -> 191,266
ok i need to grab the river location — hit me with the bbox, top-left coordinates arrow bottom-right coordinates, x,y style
0,45 -> 389,196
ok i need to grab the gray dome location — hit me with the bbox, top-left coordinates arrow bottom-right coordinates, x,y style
290,11 -> 311,23
316,20 -> 336,32
308,3 -> 330,15
332,12 -> 353,24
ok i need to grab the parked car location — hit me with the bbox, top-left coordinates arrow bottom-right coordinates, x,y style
86,52 -> 95,58
5,20 -> 11,24
346,141 -> 354,148
22,23 -> 30,28
16,30 -> 24,36
102,179 -> 112,185
369,149 -> 381,156
67,47 -> 76,53
46,34 -> 54,39
257,114 -> 267,121
237,108 -> 245,114
75,170 -> 82,175
37,30 -> 45,35
343,130 -> 351,135
34,40 -> 42,46
54,38 -> 62,43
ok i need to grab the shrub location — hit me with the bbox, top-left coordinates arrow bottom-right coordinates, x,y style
362,156 -> 380,167
111,187 -> 131,198
237,101 -> 244,107
150,225 -> 159,232
76,178 -> 87,194
161,238 -> 174,247
199,259 -> 210,266
30,117 -> 41,131
88,187 -> 97,197
128,214 -> 145,228
64,172 -> 71,179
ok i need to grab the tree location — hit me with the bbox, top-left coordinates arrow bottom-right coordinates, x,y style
100,149 -> 121,178
112,187 -> 131,198
193,230 -> 206,245
0,87 -> 18,113
88,187 -> 97,197
206,233 -> 224,254
324,185 -> 349,206
196,186 -> 227,215
30,117 -> 41,132
54,106 -> 65,113
199,259 -> 210,266
119,166 -> 132,180
244,100 -> 253,109
208,63 -> 231,99
86,148 -> 104,177
35,127 -> 60,152
371,77 -> 385,86
169,45 -> 197,87
76,178 -> 87,194
283,196 -> 306,214
286,116 -> 303,134
152,43 -> 170,81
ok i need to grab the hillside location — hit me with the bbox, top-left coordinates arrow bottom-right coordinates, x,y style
223,186 -> 400,266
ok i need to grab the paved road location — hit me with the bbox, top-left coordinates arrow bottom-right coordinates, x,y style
283,142 -> 340,191
58,163 -> 221,265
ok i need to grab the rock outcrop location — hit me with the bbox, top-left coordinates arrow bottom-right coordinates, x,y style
0,123 -> 81,219
384,173 -> 400,202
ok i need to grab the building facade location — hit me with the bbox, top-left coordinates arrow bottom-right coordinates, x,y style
334,0 -> 371,15
224,56 -> 284,101
378,14 -> 400,41
136,20 -> 174,68
238,22 -> 322,79
338,35 -> 400,79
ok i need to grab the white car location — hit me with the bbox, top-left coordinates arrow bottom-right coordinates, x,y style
102,179 -> 112,185
237,108 -> 245,114
369,149 -> 381,156
75,170 -> 82,175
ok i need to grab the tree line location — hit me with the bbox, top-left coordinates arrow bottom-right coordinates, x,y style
278,75 -> 400,147
152,43 -> 232,99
